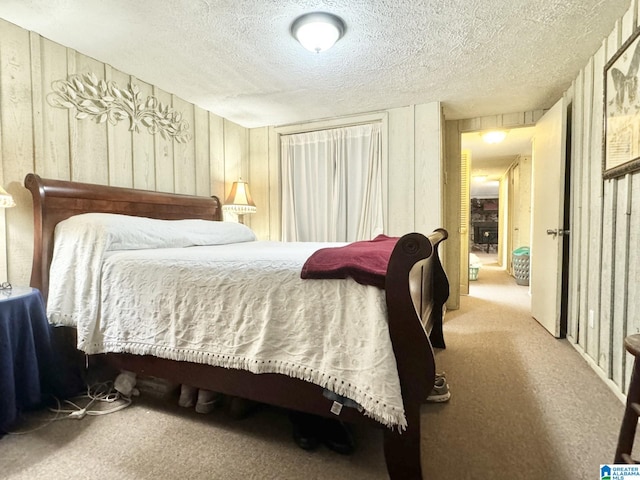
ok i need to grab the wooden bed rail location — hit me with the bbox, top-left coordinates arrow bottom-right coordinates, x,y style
25,172 -> 449,480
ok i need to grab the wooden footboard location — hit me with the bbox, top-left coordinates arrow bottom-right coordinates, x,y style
25,173 -> 448,480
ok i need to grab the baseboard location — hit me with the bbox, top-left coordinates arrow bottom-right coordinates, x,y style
569,340 -> 626,405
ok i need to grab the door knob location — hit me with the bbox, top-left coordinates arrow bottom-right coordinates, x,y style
546,229 -> 570,238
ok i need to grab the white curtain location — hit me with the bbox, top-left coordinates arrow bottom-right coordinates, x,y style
281,123 -> 383,242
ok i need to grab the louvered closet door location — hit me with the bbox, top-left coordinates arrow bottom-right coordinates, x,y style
460,149 -> 471,295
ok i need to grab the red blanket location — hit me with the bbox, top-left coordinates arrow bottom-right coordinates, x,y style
300,234 -> 399,289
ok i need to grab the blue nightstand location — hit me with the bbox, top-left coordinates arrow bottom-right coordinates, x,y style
0,287 -> 56,433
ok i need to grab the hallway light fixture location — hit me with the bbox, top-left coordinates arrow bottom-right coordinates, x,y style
291,12 -> 345,53
481,130 -> 508,144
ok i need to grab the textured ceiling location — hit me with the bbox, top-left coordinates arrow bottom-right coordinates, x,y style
0,0 -> 632,128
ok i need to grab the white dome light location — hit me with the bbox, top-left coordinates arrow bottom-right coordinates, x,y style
291,12 -> 345,53
481,130 -> 508,144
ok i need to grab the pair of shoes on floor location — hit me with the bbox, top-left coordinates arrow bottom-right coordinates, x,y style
290,411 -> 355,455
178,385 -> 223,413
426,371 -> 451,403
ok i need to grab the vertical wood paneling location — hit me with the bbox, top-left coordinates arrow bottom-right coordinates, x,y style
567,0 -> 640,402
172,95 -> 196,195
576,68 -> 590,348
132,79 -> 156,190
107,68 -> 133,188
222,119 -> 247,223
623,0 -> 637,34
414,103 -> 442,234
222,118 -> 246,194
518,156 -> 532,247
586,55 -> 603,360
600,188 -> 616,374
605,177 -> 621,383
387,106 -> 415,236
0,22 -> 250,285
597,33 -> 615,373
0,20 -> 35,283
610,20 -> 634,391
249,127 -> 269,238
30,32 -> 43,175
267,126 -> 281,241
71,53 -> 108,184
568,77 -> 582,343
625,177 -> 640,393
193,106 -> 211,197
153,87 -> 175,193
606,13 -> 636,385
622,176 -> 637,392
209,113 -> 225,199
38,38 -> 70,180
581,59 -> 595,356
66,49 -> 78,182
618,0 -> 638,394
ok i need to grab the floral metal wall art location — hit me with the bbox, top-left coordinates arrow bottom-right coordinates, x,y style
47,72 -> 192,143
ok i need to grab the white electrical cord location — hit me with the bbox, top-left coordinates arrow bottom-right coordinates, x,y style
50,381 -> 132,419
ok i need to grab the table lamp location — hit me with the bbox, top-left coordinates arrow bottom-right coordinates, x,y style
0,186 -> 15,208
0,185 -> 14,289
222,179 -> 256,224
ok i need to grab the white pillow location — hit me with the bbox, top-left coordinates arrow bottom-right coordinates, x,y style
54,213 -> 256,251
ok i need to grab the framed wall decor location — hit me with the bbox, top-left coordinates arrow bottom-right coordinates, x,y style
603,27 -> 640,179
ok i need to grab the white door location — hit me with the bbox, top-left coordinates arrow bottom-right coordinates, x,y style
530,97 -> 567,337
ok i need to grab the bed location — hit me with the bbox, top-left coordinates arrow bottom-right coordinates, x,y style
24,172 -> 449,480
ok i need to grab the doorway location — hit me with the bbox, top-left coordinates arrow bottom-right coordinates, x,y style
460,127 -> 535,291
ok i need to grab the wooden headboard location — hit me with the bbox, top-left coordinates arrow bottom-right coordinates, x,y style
24,173 -> 222,299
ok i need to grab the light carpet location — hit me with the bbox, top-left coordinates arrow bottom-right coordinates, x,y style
0,261 -> 633,479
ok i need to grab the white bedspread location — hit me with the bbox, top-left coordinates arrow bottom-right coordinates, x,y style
46,215 -> 406,429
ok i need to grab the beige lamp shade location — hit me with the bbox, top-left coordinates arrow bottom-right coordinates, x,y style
222,180 -> 256,215
0,186 -> 15,208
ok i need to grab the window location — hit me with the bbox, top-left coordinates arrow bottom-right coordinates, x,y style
281,123 -> 383,242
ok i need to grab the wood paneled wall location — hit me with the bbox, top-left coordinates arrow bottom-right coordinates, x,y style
568,0 -> 640,398
247,103 -> 444,245
0,18 -> 445,291
0,19 -> 249,286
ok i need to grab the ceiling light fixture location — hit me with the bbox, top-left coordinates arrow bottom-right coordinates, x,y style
291,12 -> 345,53
481,130 -> 508,144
